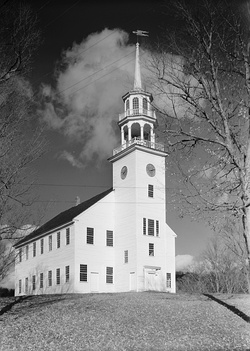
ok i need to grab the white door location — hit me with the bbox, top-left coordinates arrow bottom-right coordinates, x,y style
90,272 -> 99,292
129,272 -> 136,291
145,269 -> 161,291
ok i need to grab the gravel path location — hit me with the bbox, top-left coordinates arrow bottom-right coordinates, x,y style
0,293 -> 249,351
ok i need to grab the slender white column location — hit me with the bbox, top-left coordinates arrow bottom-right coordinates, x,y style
140,125 -> 144,141
128,126 -> 132,141
121,127 -> 125,145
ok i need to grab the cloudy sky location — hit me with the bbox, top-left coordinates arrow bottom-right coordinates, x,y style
20,0 -> 215,270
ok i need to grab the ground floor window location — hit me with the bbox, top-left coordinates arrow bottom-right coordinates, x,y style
80,264 -> 87,282
65,265 -> 70,283
166,273 -> 171,288
19,279 -> 21,294
48,270 -> 52,286
32,275 -> 36,290
40,273 -> 43,289
106,267 -> 113,284
124,250 -> 128,263
56,268 -> 60,285
25,277 -> 28,294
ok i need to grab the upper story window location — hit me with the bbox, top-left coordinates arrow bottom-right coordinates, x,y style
57,232 -> 61,249
106,230 -> 113,247
143,97 -> 148,110
18,248 -> 22,263
126,99 -> 130,111
26,245 -> 29,260
148,184 -> 154,198
33,242 -> 36,257
124,250 -> 128,264
19,279 -> 22,294
87,227 -> 94,244
40,238 -> 44,255
143,218 -> 159,237
49,235 -> 52,251
66,228 -> 70,245
133,97 -> 139,110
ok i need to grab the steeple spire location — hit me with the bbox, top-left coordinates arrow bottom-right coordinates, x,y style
132,30 -> 149,91
134,42 -> 142,91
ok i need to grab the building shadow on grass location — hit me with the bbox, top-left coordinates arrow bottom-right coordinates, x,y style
204,293 -> 250,323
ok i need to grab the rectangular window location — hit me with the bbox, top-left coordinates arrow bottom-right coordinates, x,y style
149,243 -> 154,256
49,235 -> 52,251
148,219 -> 154,236
156,220 -> 159,237
80,264 -> 87,282
87,227 -> 94,244
65,265 -> 70,283
57,232 -> 60,249
143,218 -> 146,235
148,184 -> 154,198
19,279 -> 21,294
19,248 -> 22,262
106,267 -> 113,284
26,245 -> 29,260
33,242 -> 36,257
40,238 -> 44,255
166,273 -> 171,288
66,228 -> 70,245
48,270 -> 52,287
124,250 -> 128,264
106,230 -> 113,247
25,277 -> 28,294
32,275 -> 36,290
40,273 -> 43,289
56,268 -> 60,285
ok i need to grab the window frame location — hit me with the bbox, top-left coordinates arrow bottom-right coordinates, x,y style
33,242 -> 36,257
19,248 -> 22,263
106,267 -> 113,284
40,273 -> 43,289
66,228 -> 70,245
106,230 -> 113,247
86,227 -> 94,245
80,264 -> 87,282
48,270 -> 52,287
40,238 -> 44,255
57,232 -> 61,249
124,250 -> 128,264
149,243 -> 154,256
25,277 -> 28,294
148,184 -> 154,198
65,265 -> 70,283
148,219 -> 155,236
26,245 -> 29,260
19,279 -> 22,294
56,268 -> 60,285
49,235 -> 52,251
32,275 -> 36,291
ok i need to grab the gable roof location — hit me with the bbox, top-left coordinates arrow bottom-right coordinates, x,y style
15,188 -> 113,247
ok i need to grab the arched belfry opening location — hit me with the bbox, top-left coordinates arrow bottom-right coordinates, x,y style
131,122 -> 140,139
144,123 -> 151,141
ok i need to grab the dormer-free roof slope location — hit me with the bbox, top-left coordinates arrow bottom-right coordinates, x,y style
15,188 -> 113,247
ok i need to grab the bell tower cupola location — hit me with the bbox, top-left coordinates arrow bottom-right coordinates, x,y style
110,32 -> 165,160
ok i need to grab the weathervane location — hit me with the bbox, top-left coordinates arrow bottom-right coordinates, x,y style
132,29 -> 149,43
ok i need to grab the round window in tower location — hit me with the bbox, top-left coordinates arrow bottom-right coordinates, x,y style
121,166 -> 128,179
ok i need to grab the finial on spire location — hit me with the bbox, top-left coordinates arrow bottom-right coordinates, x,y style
132,30 -> 149,91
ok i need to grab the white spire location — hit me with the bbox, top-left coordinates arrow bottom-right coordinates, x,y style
133,42 -> 142,91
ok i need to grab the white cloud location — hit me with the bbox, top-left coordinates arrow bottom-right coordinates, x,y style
175,254 -> 194,271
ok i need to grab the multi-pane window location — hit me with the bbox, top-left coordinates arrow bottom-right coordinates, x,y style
80,264 -> 87,282
40,238 -> 44,255
19,248 -> 22,262
49,235 -> 52,251
19,279 -> 21,294
87,227 -> 94,244
126,99 -> 130,111
33,242 -> 36,257
124,250 -> 128,264
65,265 -> 70,283
32,275 -> 36,290
106,230 -> 113,247
57,232 -> 60,249
106,267 -> 113,284
25,277 -> 28,294
40,273 -> 43,289
148,184 -> 154,198
149,243 -> 154,256
56,268 -> 60,285
143,218 -> 146,235
143,97 -> 148,110
26,245 -> 29,260
133,97 -> 139,110
166,273 -> 171,288
143,218 -> 160,237
66,228 -> 70,245
48,270 -> 52,287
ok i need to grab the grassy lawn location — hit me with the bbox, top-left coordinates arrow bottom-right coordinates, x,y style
0,292 -> 249,351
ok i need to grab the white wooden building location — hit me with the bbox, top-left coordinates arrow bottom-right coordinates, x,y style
14,41 -> 176,296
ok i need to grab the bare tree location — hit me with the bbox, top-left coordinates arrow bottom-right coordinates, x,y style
148,0 -> 250,292
0,1 -> 44,283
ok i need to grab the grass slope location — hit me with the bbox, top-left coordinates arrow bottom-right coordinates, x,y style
0,292 -> 250,351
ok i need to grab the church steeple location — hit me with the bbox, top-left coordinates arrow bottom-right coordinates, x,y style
133,43 -> 142,91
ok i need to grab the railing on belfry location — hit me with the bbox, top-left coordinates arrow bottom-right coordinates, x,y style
113,137 -> 165,155
119,108 -> 156,121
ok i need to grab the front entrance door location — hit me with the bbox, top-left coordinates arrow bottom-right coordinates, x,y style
129,272 -> 136,291
90,272 -> 99,292
145,269 -> 161,291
